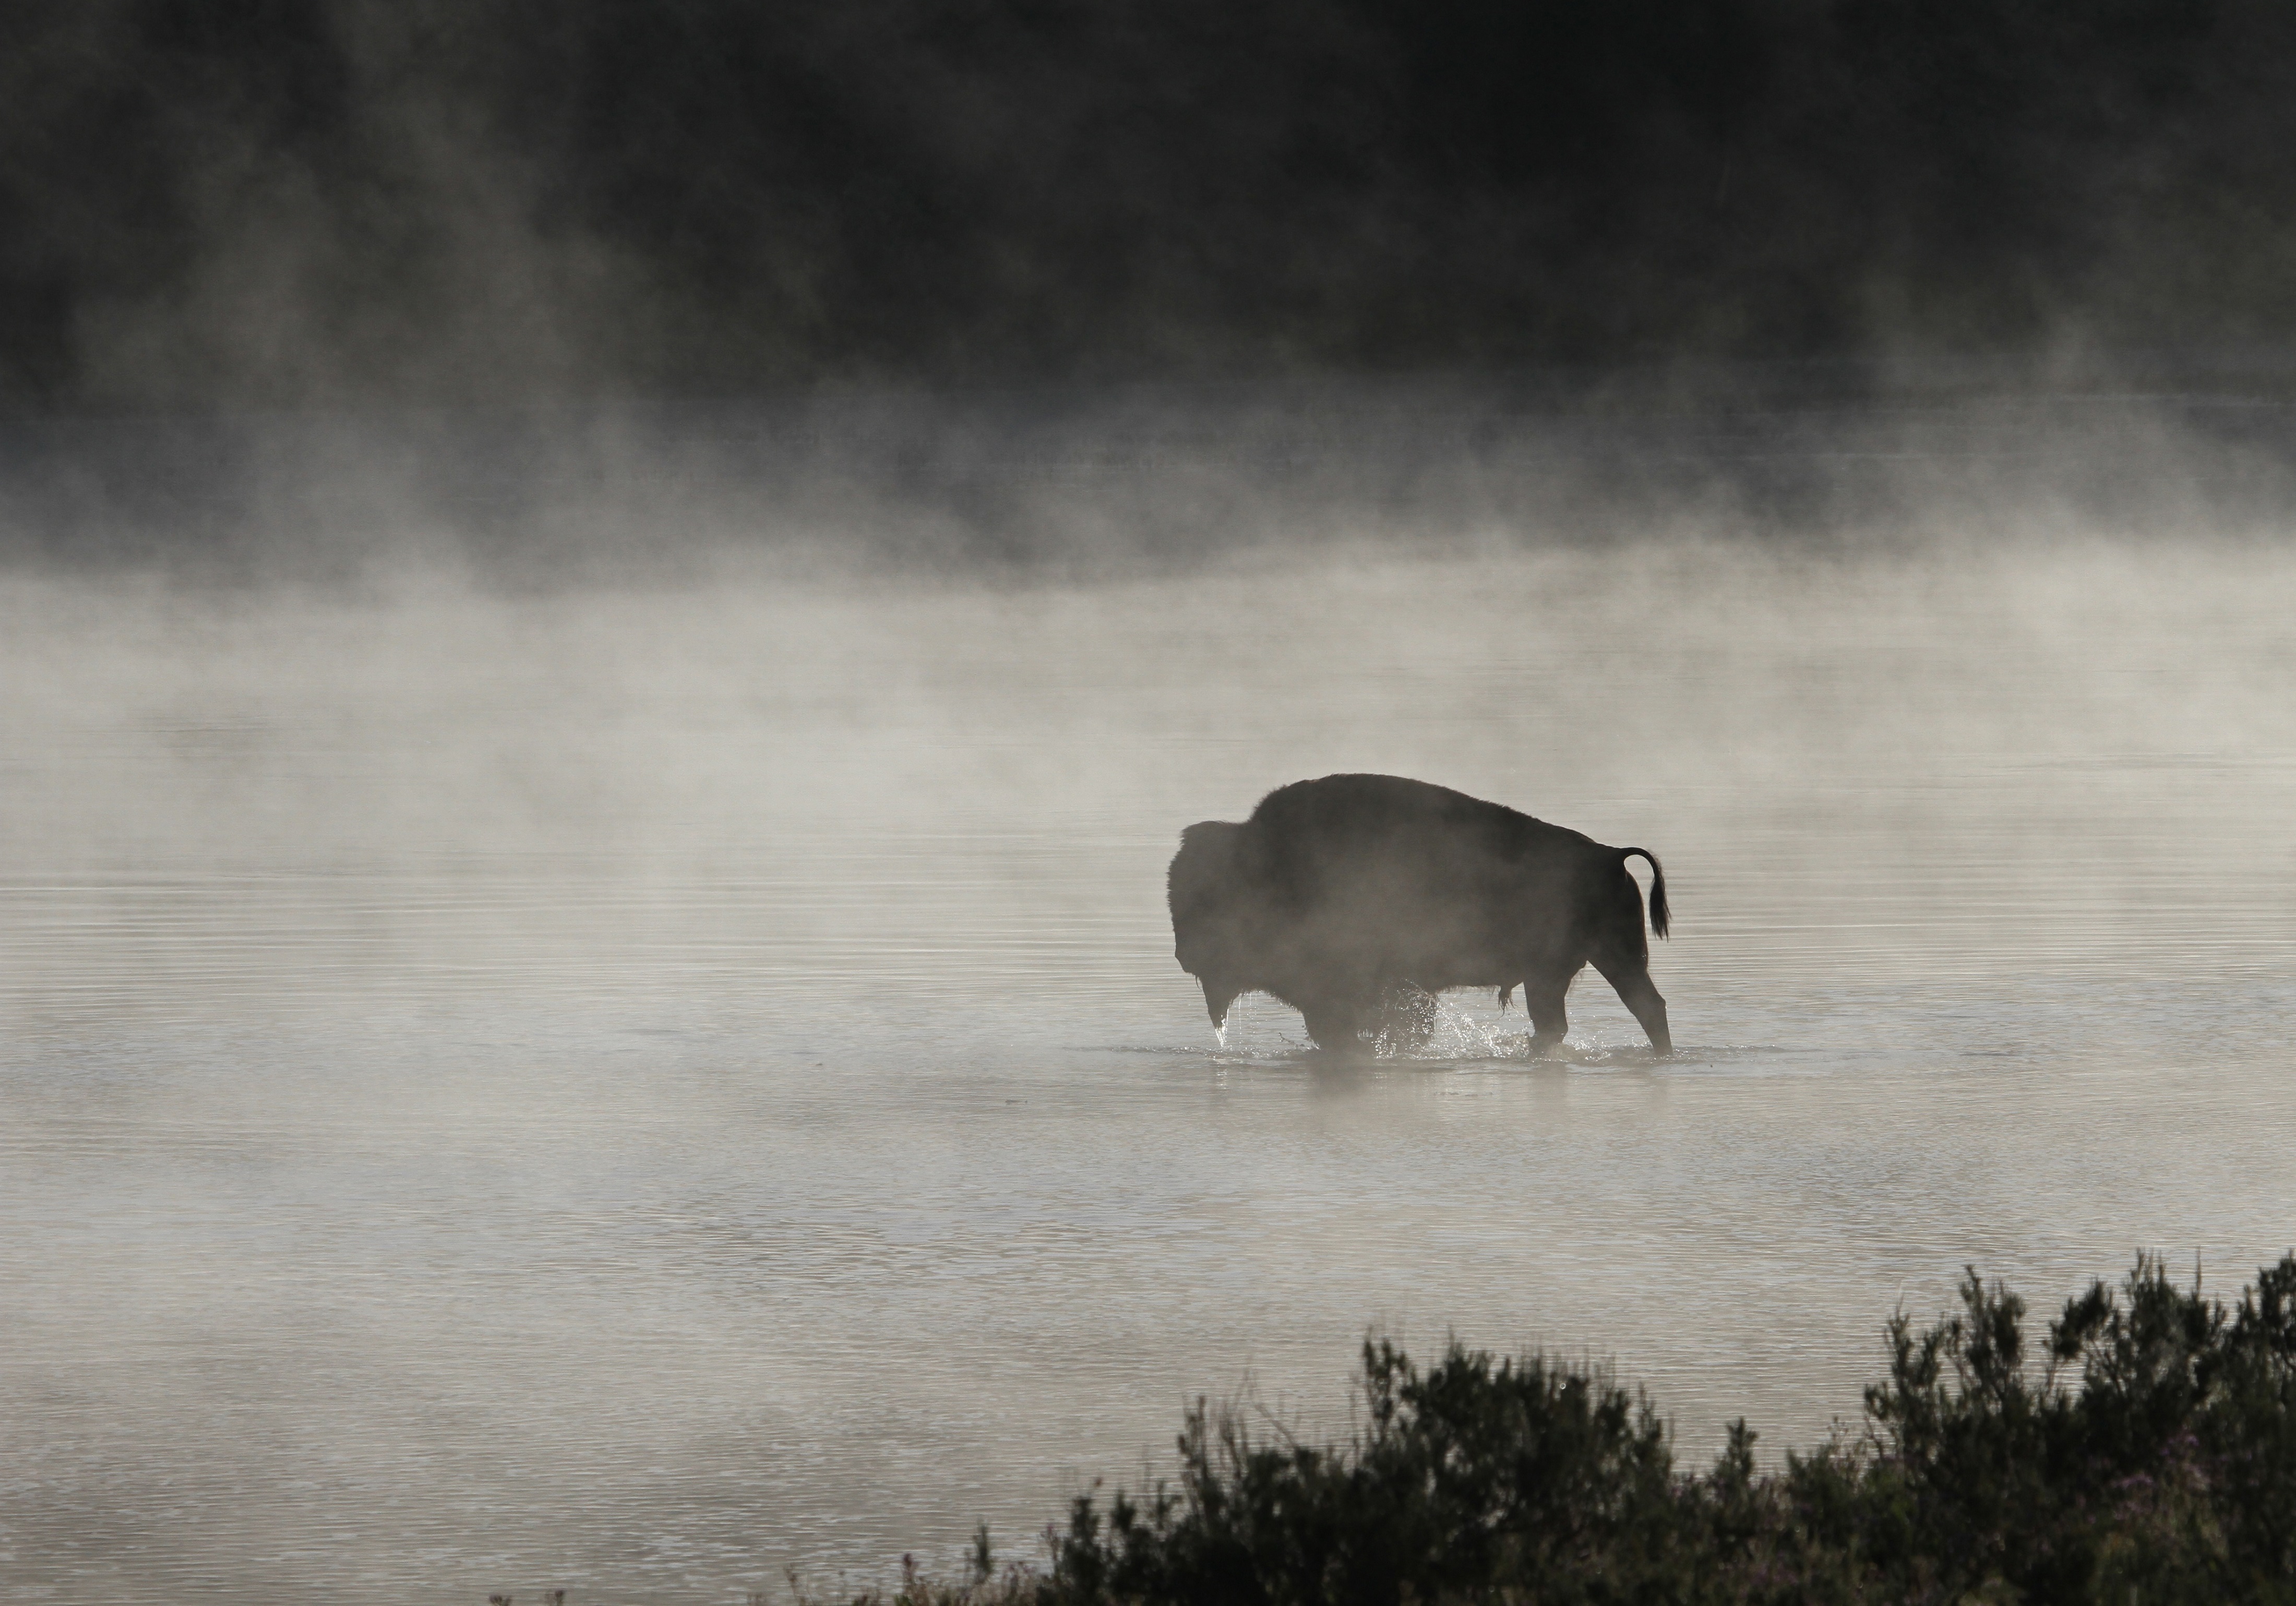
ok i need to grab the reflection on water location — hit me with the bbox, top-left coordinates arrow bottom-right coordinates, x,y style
3,542 -> 2293,1602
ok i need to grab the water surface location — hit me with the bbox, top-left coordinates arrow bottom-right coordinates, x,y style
3,540 -> 2292,1602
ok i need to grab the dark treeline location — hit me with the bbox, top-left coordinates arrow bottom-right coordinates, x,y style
7,0 -> 2296,411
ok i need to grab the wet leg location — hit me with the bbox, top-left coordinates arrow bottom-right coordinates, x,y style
1523,972 -> 1572,1057
1299,993 -> 1367,1053
1593,954 -> 1671,1054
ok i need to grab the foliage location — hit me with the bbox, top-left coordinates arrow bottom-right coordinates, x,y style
801,1252 -> 2296,1606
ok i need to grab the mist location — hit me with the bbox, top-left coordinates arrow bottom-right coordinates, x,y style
6,486 -> 2295,1600
7,5 -> 2296,1603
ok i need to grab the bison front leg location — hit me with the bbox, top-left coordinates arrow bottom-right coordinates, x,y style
1298,990 -> 1372,1053
1523,972 -> 1572,1057
1593,954 -> 1671,1055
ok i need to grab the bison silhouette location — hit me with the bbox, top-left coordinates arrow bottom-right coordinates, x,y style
1168,774 -> 1671,1053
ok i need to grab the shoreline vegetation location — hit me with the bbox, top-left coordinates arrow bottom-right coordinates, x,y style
779,1252 -> 2296,1606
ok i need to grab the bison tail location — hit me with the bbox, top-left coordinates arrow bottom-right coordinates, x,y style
1621,848 -> 1670,939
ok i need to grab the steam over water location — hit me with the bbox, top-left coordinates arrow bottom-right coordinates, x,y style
4,531 -> 2293,1601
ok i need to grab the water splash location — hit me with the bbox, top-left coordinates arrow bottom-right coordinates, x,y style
1372,984 -> 1524,1060
1211,991 -> 1248,1052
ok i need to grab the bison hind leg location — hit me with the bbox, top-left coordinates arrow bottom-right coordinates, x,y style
1592,952 -> 1671,1055
1498,984 -> 1514,1011
1523,971 -> 1573,1057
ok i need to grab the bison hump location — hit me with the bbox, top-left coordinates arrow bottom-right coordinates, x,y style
1249,774 -> 1535,844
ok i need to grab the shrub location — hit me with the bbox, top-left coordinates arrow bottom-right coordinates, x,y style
799,1252 -> 2296,1606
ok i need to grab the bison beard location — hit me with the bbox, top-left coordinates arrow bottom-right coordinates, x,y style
1168,774 -> 1671,1054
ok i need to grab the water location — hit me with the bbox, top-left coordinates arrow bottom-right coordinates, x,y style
4,538 -> 2293,1603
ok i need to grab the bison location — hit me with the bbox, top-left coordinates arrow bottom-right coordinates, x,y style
1168,774 -> 1671,1054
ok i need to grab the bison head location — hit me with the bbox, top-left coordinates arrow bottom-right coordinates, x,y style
1166,820 -> 1260,1028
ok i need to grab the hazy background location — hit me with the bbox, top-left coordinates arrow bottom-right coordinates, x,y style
7,0 -> 2296,410
4,5 -> 2296,1604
